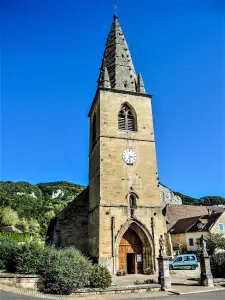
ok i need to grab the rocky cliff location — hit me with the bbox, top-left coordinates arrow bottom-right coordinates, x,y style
159,184 -> 182,208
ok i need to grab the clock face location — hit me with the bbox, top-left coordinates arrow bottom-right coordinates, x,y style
122,149 -> 137,165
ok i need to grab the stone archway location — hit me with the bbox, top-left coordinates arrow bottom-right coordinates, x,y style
114,219 -> 155,274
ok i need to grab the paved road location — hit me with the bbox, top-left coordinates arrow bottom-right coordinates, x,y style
1,290 -> 225,300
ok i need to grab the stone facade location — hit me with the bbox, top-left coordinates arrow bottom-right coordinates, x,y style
48,15 -> 169,274
88,88 -> 168,273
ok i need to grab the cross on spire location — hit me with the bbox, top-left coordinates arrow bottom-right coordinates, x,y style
114,0 -> 118,16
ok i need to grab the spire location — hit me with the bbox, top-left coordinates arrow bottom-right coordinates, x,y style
98,16 -> 143,93
137,73 -> 146,93
98,66 -> 111,88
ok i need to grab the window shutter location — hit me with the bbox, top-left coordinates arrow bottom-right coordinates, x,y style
118,116 -> 126,130
127,116 -> 135,131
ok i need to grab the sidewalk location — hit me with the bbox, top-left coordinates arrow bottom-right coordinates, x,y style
1,269 -> 225,300
0,283 -> 168,300
1,282 -> 225,300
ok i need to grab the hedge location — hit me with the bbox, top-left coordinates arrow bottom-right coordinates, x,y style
89,265 -> 112,289
210,253 -> 225,278
0,237 -> 112,294
0,232 -> 32,242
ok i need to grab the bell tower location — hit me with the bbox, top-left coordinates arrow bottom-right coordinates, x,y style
88,15 -> 167,274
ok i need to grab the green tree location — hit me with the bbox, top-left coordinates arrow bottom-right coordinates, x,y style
28,218 -> 40,234
205,233 -> 225,255
0,207 -> 20,227
18,218 -> 29,232
0,181 -> 85,236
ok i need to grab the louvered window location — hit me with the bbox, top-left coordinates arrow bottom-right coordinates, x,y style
118,104 -> 136,131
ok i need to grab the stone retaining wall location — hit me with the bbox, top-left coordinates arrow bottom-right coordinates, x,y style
73,284 -> 161,295
0,274 -> 161,295
0,274 -> 43,290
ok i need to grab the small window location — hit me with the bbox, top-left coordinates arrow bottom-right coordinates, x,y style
175,256 -> 182,262
189,238 -> 194,246
218,223 -> 224,231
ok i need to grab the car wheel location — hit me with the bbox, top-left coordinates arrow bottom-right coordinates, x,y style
190,265 -> 196,270
169,265 -> 173,270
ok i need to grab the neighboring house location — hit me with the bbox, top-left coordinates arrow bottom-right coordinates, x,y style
1,226 -> 22,233
164,204 -> 225,253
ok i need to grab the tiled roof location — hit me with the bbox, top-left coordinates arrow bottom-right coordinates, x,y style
168,216 -> 201,234
188,213 -> 223,232
165,204 -> 224,234
1,226 -> 22,232
164,204 -> 209,231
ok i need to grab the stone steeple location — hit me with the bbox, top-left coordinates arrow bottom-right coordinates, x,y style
98,15 -> 145,93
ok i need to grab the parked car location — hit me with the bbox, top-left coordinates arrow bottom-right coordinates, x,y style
169,254 -> 198,270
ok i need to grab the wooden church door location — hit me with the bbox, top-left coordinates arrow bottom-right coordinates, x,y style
119,228 -> 143,274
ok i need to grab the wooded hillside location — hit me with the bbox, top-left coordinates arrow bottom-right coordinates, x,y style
0,180 -> 224,236
0,181 -> 85,236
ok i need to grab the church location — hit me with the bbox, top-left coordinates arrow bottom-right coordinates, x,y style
47,15 -> 171,275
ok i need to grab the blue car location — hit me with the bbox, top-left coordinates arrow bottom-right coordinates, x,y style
169,254 -> 198,270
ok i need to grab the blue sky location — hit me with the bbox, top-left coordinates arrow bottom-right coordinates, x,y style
1,0 -> 224,198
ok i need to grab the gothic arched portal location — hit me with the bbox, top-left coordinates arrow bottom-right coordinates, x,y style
114,219 -> 155,274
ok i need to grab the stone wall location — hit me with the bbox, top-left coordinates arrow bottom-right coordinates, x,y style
170,233 -> 187,253
0,274 -> 43,290
52,188 -> 89,253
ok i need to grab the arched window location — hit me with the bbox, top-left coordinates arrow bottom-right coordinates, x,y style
92,113 -> 97,146
118,104 -> 136,131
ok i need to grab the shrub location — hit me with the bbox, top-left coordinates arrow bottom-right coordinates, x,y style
210,253 -> 225,278
14,241 -> 44,274
39,247 -> 93,294
0,236 -> 19,271
89,265 -> 112,289
205,233 -> 225,255
0,232 -> 32,242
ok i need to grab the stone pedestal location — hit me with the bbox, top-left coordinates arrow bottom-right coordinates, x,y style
199,254 -> 214,287
157,256 -> 171,291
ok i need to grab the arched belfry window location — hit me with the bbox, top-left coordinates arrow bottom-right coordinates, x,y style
118,104 -> 136,132
92,113 -> 97,146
